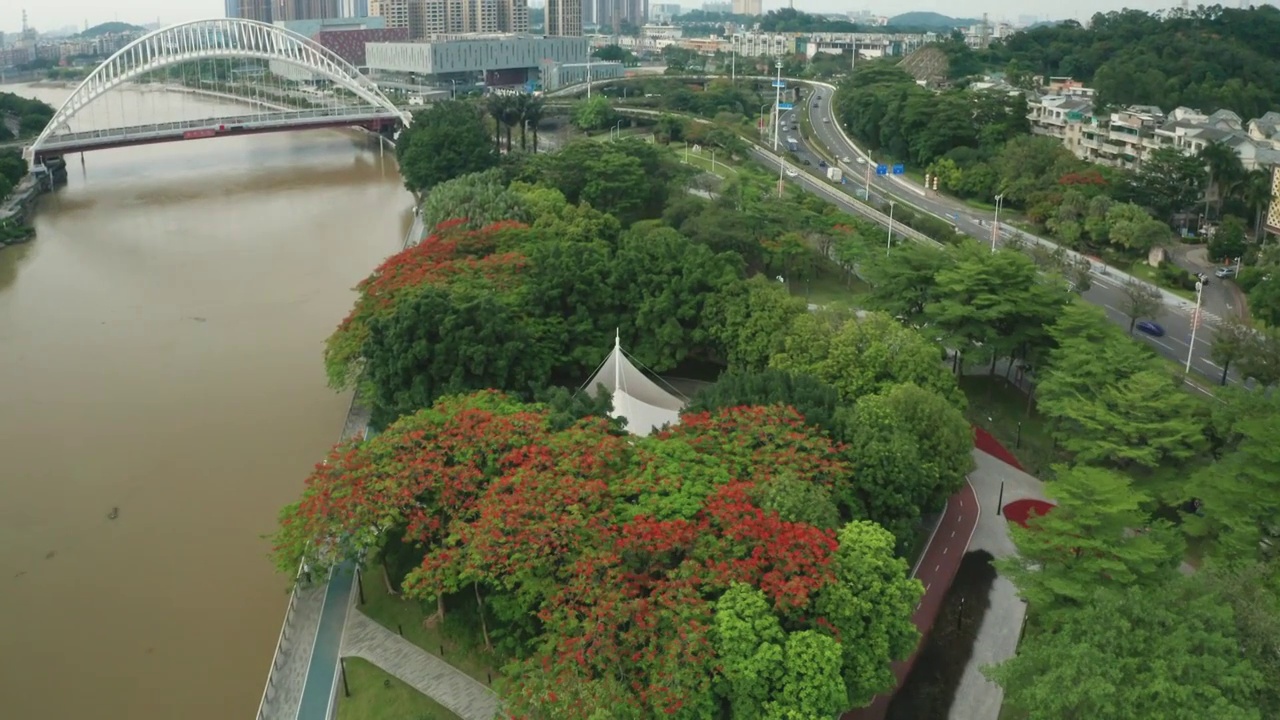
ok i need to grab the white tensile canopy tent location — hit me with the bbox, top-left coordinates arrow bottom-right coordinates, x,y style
583,331 -> 688,437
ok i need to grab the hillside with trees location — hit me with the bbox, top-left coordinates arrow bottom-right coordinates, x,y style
987,5 -> 1280,117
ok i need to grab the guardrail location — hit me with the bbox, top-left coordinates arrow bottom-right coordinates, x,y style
255,557 -> 308,720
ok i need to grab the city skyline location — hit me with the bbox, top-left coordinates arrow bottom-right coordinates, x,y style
3,0 -> 1267,35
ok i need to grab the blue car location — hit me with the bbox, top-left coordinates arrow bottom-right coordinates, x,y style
1136,320 -> 1165,337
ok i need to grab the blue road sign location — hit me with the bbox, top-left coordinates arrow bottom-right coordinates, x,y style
876,164 -> 889,176
842,177 -> 848,185
893,163 -> 905,175
778,102 -> 794,110
772,80 -> 787,87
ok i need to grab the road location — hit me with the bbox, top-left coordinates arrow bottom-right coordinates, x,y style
799,85 -> 1235,388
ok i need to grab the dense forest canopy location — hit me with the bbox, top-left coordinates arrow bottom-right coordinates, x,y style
987,5 -> 1280,117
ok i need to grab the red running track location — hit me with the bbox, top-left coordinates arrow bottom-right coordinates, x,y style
842,479 -> 981,720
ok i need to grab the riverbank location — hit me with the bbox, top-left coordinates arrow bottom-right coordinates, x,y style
0,174 -> 40,247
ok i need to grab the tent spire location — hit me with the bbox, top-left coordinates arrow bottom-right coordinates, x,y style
614,328 -> 621,393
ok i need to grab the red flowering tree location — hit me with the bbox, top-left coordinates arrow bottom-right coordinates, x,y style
322,220 -> 531,390
274,394 -> 922,718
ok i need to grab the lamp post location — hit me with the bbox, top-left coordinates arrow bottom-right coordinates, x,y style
991,193 -> 1005,252
450,79 -> 456,99
886,200 -> 896,255
586,56 -> 592,100
778,154 -> 786,197
731,49 -> 736,83
611,119 -> 624,140
772,60 -> 783,153
1186,280 -> 1204,375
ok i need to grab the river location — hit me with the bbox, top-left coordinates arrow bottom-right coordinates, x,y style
0,84 -> 412,719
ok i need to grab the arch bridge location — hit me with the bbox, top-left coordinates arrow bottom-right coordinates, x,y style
26,18 -> 411,165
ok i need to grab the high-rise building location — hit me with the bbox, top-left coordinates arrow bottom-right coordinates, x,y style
403,0 -> 530,38
731,0 -> 760,15
370,0 -> 411,30
227,0 -> 276,22
277,0 -> 343,21
340,0 -> 371,16
546,0 -> 583,35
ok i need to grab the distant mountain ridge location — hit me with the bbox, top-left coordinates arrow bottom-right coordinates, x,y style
75,22 -> 144,38
887,12 -> 979,29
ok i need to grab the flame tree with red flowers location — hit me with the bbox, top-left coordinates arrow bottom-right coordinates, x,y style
274,392 -> 922,720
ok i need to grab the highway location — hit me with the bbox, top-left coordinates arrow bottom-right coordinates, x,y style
797,84 -> 1233,388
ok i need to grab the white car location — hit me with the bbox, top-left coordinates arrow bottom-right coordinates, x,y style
785,169 -> 798,177
841,156 -> 852,163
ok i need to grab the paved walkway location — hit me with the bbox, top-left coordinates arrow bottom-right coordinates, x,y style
844,478 -> 980,720
296,564 -> 357,719
341,609 -> 502,720
947,449 -> 1047,720
256,581 -> 327,720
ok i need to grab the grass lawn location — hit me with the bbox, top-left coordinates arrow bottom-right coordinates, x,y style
960,374 -> 1062,481
795,261 -> 870,310
1127,261 -> 1197,301
337,657 -> 462,720
680,148 -> 740,177
358,563 -> 501,689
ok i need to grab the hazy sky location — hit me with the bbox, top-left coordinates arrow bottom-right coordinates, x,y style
0,0 -> 1220,35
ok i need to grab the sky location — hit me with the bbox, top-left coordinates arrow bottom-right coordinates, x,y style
0,0 -> 1247,36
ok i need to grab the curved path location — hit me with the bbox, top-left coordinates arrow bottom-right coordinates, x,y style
844,478 -> 980,720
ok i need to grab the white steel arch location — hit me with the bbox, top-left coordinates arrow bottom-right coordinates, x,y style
30,18 -> 409,154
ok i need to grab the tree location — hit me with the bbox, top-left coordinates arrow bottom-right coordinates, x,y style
1119,280 -> 1163,334
419,169 -> 527,231
814,521 -> 923,707
841,383 -> 974,542
1240,168 -> 1277,241
1130,146 -> 1206,220
771,311 -> 964,408
1188,410 -> 1280,561
1105,202 -> 1170,253
362,282 -> 560,427
925,243 -> 1067,372
572,95 -> 618,131
1198,140 -> 1245,219
863,240 -> 949,324
1209,215 -> 1248,264
688,368 -> 842,433
998,465 -> 1184,618
987,578 -> 1263,720
1236,325 -> 1280,388
1038,304 -> 1206,472
396,101 -> 497,194
1211,316 -> 1254,386
705,276 -> 809,371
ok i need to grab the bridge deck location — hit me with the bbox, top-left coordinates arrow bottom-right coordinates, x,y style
31,106 -> 400,158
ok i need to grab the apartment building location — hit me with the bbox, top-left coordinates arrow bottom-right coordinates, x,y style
370,0 -> 410,30
732,0 -> 762,15
547,0 -> 584,36
1027,87 -> 1280,174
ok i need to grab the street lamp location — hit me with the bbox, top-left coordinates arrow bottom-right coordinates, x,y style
991,193 -> 1005,252
886,200 -> 897,255
1186,280 -> 1204,375
450,79 -> 456,99
772,60 -> 783,153
611,119 -> 624,140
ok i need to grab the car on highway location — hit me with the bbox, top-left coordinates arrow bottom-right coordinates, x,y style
822,117 -> 830,123
785,169 -> 798,177
841,156 -> 852,163
818,160 -> 828,168
1135,320 -> 1165,337
1215,266 -> 1237,278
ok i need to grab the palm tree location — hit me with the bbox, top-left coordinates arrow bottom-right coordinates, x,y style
1240,168 -> 1277,242
484,94 -> 509,153
524,97 -> 545,153
1197,141 -> 1244,219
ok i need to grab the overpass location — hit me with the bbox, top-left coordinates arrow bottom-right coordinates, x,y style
25,18 -> 410,166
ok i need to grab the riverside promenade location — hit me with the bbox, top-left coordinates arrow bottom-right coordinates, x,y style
255,211 -> 424,720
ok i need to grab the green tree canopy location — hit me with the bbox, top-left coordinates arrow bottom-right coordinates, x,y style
396,101 -> 498,195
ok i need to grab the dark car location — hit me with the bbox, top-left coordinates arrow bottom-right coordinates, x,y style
1135,320 -> 1165,337
818,160 -> 828,168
